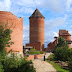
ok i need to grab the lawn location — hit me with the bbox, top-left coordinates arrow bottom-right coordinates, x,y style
46,60 -> 69,72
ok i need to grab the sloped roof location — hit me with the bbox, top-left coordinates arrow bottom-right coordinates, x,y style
29,8 -> 45,19
59,30 -> 71,36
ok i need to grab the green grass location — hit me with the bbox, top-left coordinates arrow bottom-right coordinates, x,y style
48,54 -> 55,61
27,49 -> 44,54
27,51 -> 41,54
46,60 -> 69,72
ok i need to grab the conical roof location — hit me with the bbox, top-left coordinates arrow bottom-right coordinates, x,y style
29,8 -> 45,19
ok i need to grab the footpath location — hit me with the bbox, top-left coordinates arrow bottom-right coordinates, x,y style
32,53 -> 56,72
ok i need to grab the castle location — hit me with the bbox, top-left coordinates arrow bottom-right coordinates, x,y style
0,9 -> 45,54
0,9 -> 71,54
46,30 -> 72,52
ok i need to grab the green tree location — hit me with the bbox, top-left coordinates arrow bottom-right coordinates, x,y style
54,36 -> 69,61
0,22 -> 14,72
56,36 -> 68,48
0,24 -> 14,53
54,46 -> 69,61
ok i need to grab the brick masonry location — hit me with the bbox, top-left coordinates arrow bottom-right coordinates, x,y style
29,17 -> 45,51
46,30 -> 71,52
0,11 -> 23,53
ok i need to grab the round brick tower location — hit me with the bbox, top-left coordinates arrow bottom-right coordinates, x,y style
0,11 -> 23,54
29,8 -> 45,51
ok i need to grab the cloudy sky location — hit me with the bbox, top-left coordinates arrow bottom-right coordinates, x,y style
0,0 -> 72,47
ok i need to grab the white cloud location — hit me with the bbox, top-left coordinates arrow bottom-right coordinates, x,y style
38,0 -> 65,12
0,0 -> 72,14
66,0 -> 72,11
11,0 -> 67,14
0,0 -> 11,11
45,14 -> 68,30
45,31 -> 58,42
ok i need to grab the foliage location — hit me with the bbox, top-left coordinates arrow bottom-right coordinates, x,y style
48,54 -> 55,61
1,53 -> 36,72
27,51 -> 40,54
54,36 -> 69,61
40,51 -> 44,54
0,23 -> 14,52
68,56 -> 72,72
44,48 -> 46,51
0,62 -> 4,72
46,60 -> 69,72
54,46 -> 69,61
56,36 -> 68,48
0,23 -> 36,72
27,48 -> 41,54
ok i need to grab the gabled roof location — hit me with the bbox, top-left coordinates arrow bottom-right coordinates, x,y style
59,30 -> 71,36
29,8 -> 45,19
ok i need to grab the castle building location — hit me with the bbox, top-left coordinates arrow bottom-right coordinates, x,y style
59,30 -> 71,48
26,8 -> 45,51
46,30 -> 72,52
0,11 -> 23,54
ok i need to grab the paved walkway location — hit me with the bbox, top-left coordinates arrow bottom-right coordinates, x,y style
32,53 -> 56,72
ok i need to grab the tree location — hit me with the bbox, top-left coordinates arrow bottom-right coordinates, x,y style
0,22 -> 14,56
56,36 -> 68,48
54,46 -> 69,61
54,36 -> 69,61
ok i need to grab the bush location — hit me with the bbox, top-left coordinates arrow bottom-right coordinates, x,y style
0,62 -> 4,72
1,53 -> 36,72
68,56 -> 72,72
54,46 -> 69,61
48,54 -> 54,61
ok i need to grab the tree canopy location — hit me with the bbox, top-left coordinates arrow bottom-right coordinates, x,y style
0,23 -> 14,53
56,36 -> 68,48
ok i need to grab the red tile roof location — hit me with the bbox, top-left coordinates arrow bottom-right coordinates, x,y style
59,30 -> 71,36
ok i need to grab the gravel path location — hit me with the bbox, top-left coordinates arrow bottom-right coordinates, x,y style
32,59 -> 56,72
32,53 -> 56,72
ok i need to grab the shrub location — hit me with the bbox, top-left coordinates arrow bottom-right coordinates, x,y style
54,46 -> 69,61
0,62 -> 4,72
68,56 -> 72,72
1,53 -> 36,72
40,51 -> 44,54
48,54 -> 54,61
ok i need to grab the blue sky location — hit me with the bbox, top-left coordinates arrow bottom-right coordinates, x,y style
0,0 -> 72,47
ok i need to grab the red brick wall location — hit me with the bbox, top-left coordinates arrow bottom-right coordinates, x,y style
27,55 -> 34,60
0,11 -> 23,53
26,42 -> 41,51
46,40 -> 56,52
29,17 -> 45,51
68,43 -> 71,49
60,35 -> 71,41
